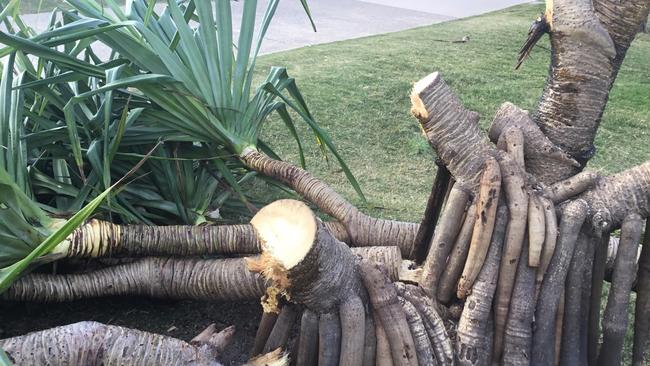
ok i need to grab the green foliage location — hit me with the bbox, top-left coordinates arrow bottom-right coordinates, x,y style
0,0 -> 362,225
0,173 -> 113,293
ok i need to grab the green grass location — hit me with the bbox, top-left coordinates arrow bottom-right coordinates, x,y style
255,3 -> 650,223
254,4 -> 648,362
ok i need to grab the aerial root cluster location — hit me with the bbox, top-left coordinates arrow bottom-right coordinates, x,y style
247,199 -> 453,366
250,261 -> 454,366
410,72 -> 650,365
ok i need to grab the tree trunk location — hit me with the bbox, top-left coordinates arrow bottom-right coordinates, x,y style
248,199 -> 449,366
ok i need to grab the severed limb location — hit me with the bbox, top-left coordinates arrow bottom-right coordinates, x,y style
248,199 -> 437,366
5,257 -> 266,302
399,296 -> 436,365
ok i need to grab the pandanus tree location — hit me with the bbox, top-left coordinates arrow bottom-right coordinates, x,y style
2,0 -> 650,365
0,0 -> 420,253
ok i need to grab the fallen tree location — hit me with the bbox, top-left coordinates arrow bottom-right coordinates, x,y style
3,246 -> 406,303
2,0 -> 650,364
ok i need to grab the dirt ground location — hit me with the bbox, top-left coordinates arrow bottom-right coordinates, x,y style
0,298 -> 262,364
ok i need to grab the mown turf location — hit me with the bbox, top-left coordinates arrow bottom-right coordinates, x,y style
256,3 -> 650,224
254,4 -> 649,363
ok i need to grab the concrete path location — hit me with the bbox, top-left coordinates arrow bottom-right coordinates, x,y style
13,0 -> 532,57
15,1 -> 448,56
358,0 -> 536,18
233,0 -> 452,54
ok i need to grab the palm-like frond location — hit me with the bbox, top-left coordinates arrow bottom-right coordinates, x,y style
0,0 -> 363,228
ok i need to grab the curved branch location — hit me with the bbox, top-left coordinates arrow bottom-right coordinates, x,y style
534,0 -> 615,180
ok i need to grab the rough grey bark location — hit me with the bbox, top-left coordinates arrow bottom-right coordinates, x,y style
597,214 -> 643,366
489,102 -> 578,185
533,0 -> 616,181
559,233 -> 589,366
269,219 -> 365,313
63,220 -> 389,258
588,234 -> 609,365
414,162 -> 451,263
411,72 -> 493,192
456,204 -> 506,366
531,199 -> 588,366
241,150 -> 418,255
633,218 -> 650,366
360,261 -> 418,366
580,161 -> 650,233
263,304 -> 299,354
532,0 -> 650,183
296,309 -> 319,366
0,321 -> 227,365
502,243 -> 536,365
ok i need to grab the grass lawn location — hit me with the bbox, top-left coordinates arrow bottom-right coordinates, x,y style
255,3 -> 649,363
257,3 -> 650,223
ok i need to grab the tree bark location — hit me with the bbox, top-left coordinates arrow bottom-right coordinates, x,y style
0,321 -> 242,365
632,218 -> 650,366
241,150 -> 418,256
